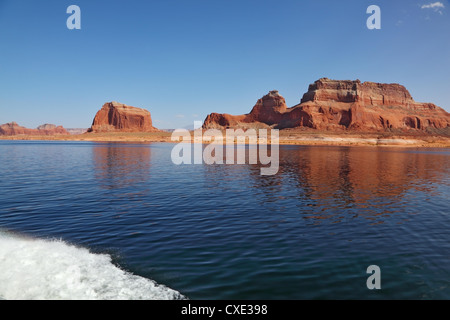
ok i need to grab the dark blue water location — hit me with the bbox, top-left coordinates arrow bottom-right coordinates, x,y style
0,141 -> 449,299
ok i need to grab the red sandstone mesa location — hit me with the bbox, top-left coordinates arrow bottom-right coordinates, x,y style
88,102 -> 159,133
202,78 -> 450,133
0,122 -> 69,136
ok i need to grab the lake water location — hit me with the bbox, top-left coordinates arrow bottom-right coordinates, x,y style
0,141 -> 448,299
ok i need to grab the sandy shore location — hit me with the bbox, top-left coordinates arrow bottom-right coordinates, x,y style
1,130 -> 449,148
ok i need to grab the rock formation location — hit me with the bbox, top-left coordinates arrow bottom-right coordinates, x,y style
203,78 -> 450,133
88,102 -> 158,133
36,124 -> 69,135
0,122 -> 69,135
66,128 -> 88,135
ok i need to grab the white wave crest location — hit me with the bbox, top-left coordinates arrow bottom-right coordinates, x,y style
0,231 -> 184,300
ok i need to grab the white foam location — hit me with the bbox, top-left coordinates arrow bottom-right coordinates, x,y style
0,231 -> 184,300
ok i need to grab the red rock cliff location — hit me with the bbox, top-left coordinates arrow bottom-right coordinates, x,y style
88,102 -> 158,133
0,122 -> 69,136
203,78 -> 450,133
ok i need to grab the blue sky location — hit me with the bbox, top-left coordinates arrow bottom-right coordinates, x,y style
0,0 -> 449,129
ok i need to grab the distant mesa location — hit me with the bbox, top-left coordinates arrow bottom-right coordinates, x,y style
88,102 -> 159,133
66,128 -> 88,135
0,122 -> 69,136
203,78 -> 450,133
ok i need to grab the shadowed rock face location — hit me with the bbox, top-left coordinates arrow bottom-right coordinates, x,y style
203,78 -> 450,132
0,122 -> 69,135
88,102 -> 158,133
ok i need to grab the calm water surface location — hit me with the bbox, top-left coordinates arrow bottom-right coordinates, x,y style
0,141 -> 448,299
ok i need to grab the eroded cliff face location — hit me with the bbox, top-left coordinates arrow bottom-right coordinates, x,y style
203,91 -> 292,129
89,102 -> 158,133
203,78 -> 450,133
300,79 -> 414,106
0,122 -> 69,135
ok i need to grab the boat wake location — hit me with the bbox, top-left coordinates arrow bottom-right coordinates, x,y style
0,231 -> 184,300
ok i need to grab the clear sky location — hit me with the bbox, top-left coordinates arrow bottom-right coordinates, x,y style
0,0 -> 449,129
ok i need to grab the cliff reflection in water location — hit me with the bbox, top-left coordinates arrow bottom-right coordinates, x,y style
240,146 -> 450,224
91,142 -> 449,225
92,143 -> 152,190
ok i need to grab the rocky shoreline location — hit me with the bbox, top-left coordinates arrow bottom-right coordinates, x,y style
1,130 -> 449,148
